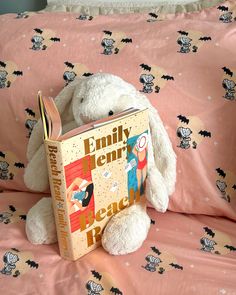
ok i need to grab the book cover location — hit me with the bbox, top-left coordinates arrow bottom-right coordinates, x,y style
42,96 -> 149,260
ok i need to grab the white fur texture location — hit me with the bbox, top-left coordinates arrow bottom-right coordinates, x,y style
102,204 -> 150,255
24,73 -> 176,254
26,197 -> 57,244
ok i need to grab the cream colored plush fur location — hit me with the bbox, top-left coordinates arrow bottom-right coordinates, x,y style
24,73 -> 176,255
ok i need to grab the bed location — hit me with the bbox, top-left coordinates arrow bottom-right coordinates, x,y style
0,0 -> 236,293
1,191 -> 236,294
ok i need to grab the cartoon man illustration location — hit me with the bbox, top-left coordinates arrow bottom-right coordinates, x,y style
200,237 -> 217,252
176,127 -> 193,149
86,280 -> 104,295
31,35 -> 46,51
142,255 -> 162,272
101,38 -> 115,55
177,36 -> 192,53
140,74 -> 155,93
67,177 -> 94,214
222,79 -> 235,100
219,11 -> 233,23
0,251 -> 19,275
63,71 -> 77,85
0,70 -> 10,88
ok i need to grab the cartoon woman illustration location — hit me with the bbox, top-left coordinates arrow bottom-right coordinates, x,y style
132,133 -> 148,192
67,177 -> 94,214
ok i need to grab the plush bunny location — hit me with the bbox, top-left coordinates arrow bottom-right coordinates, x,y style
24,73 -> 176,255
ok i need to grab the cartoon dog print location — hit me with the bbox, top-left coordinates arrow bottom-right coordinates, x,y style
85,269 -> 123,295
222,67 -> 236,101
0,205 -> 26,225
200,227 -> 236,255
142,254 -> 162,272
0,61 -> 23,89
101,30 -> 132,55
0,150 -> 25,181
63,61 -> 92,85
177,115 -> 211,150
86,280 -> 104,295
140,74 -> 155,93
142,246 -> 183,274
215,168 -> 236,203
30,28 -> 60,51
177,30 -> 211,54
139,64 -> 174,94
217,5 -> 236,23
25,108 -> 38,138
0,251 -> 19,275
0,249 -> 39,277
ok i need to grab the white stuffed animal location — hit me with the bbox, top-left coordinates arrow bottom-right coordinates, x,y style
24,73 -> 176,255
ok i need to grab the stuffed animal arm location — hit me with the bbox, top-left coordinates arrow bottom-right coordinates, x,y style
24,73 -> 176,255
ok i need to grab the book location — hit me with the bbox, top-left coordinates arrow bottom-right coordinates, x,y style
39,92 -> 150,261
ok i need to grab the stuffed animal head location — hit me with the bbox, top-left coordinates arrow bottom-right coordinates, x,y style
56,73 -> 142,126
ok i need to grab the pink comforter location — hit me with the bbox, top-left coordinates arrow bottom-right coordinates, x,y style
1,191 -> 236,294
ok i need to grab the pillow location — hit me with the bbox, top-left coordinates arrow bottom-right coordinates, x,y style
0,1 -> 235,220
44,0 -> 224,14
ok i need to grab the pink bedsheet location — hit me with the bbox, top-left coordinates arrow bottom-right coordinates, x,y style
0,191 -> 236,294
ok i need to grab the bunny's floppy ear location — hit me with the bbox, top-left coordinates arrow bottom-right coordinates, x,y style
134,92 -> 176,195
26,80 -> 79,161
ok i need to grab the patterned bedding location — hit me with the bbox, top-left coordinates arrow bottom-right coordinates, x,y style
1,1 -> 236,293
1,191 -> 236,294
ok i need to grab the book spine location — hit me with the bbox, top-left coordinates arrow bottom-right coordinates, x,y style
44,140 -> 74,260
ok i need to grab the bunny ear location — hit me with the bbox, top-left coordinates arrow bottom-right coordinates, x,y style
54,79 -> 80,124
135,92 -> 176,195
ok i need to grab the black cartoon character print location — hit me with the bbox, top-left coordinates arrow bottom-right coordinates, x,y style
217,6 -> 236,23
30,28 -> 60,51
0,61 -> 23,89
215,168 -> 236,203
222,66 -> 235,100
0,70 -> 10,88
63,61 -> 93,85
177,31 -> 211,54
0,248 -> 39,277
142,254 -> 162,272
0,252 -> 19,275
142,246 -> 183,275
86,280 -> 104,295
101,38 -> 116,55
176,127 -> 192,149
101,31 -> 132,55
139,64 -> 174,94
0,212 -> 13,224
0,205 -> 26,224
25,107 -> 37,138
200,237 -> 217,252
31,35 -> 46,50
177,35 -> 192,53
177,115 -> 211,150
76,15 -> 93,21
140,74 -> 155,93
15,12 -> 29,19
222,79 -> 236,100
200,227 -> 236,255
147,12 -> 159,22
0,161 -> 10,180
